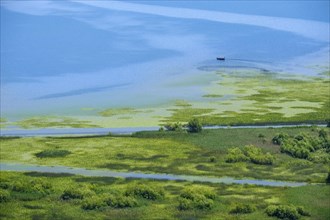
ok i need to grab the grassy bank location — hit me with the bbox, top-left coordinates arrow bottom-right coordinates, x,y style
1,127 -> 329,183
1,171 -> 329,220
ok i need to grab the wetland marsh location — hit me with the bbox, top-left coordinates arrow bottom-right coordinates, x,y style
1,1 -> 329,220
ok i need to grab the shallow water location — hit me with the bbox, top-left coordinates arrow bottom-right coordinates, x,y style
0,163 -> 307,187
1,124 -> 326,137
1,1 -> 329,120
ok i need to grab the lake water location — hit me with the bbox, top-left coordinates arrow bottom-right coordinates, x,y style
1,1 -> 329,121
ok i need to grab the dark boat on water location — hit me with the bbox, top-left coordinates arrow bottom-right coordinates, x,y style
216,57 -> 225,61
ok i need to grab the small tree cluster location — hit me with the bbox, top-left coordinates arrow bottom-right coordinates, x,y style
81,193 -> 139,210
81,196 -> 105,210
187,118 -> 202,133
326,171 -> 330,184
230,203 -> 256,214
35,149 -> 71,158
177,186 -> 216,211
12,179 -> 52,195
0,189 -> 10,203
60,188 -> 85,200
266,205 -> 310,220
164,122 -> 184,132
125,184 -> 164,200
273,131 -> 329,160
225,145 -> 274,165
105,195 -> 138,208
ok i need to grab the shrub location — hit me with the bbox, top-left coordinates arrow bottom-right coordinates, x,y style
258,133 -> 265,138
164,122 -> 184,132
326,171 -> 330,184
318,129 -> 328,139
275,131 -> 330,160
272,133 -> 289,145
0,189 -> 10,203
81,196 -> 105,210
178,186 -> 216,210
125,184 -> 164,200
226,145 -> 274,165
266,205 -> 300,220
209,156 -> 216,163
230,204 -> 256,214
187,118 -> 202,133
225,147 -> 249,163
12,179 -> 52,195
60,188 -> 84,200
35,149 -> 71,158
296,206 -> 311,216
105,195 -> 138,208
178,197 -> 193,210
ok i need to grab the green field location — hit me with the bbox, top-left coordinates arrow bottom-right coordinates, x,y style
1,126 -> 329,219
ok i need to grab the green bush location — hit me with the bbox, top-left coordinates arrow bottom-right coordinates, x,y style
60,188 -> 85,200
177,197 -> 193,210
164,122 -> 184,132
81,196 -> 105,210
12,179 -> 52,195
209,156 -> 216,163
272,133 -> 289,145
105,195 -> 138,208
266,205 -> 300,220
0,189 -> 10,203
326,171 -> 330,184
35,149 -> 71,158
178,187 -> 216,210
243,145 -> 274,165
225,145 -> 274,165
225,147 -> 249,163
125,184 -> 164,200
230,204 -> 256,214
296,206 -> 311,217
275,131 -> 330,160
187,118 -> 202,133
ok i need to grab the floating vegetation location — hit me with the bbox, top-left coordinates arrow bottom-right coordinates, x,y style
16,116 -> 98,129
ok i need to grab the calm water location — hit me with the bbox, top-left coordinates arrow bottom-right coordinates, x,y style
0,163 -> 307,187
1,1 -> 329,119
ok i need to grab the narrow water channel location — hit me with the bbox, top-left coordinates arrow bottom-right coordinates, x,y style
0,163 -> 307,187
0,124 -> 326,137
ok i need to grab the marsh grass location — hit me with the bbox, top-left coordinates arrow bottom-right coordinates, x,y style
16,116 -> 98,129
1,171 -> 329,219
1,127 -> 329,182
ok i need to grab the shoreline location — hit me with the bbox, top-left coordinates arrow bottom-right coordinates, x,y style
0,123 -> 327,137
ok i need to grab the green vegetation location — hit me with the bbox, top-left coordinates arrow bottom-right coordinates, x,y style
187,118 -> 203,133
163,71 -> 330,126
1,126 -> 329,219
35,149 -> 71,158
98,108 -> 142,117
178,186 -> 216,210
16,116 -> 98,129
8,69 -> 329,129
272,130 -> 330,162
225,145 -> 274,165
230,204 -> 256,214
1,127 -> 329,183
0,171 -> 329,219
125,184 -> 165,200
266,204 -> 310,220
164,122 -> 185,131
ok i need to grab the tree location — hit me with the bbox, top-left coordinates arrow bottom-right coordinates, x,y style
326,171 -> 330,184
187,118 -> 202,133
